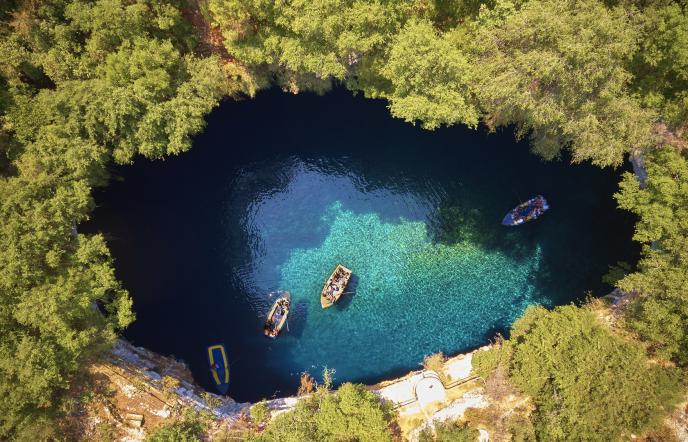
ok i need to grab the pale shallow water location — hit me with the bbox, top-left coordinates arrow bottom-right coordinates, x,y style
86,88 -> 637,401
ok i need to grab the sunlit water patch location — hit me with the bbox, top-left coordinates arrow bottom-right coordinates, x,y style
278,203 -> 543,381
85,88 -> 638,401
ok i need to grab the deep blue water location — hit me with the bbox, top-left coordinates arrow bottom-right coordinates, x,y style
86,88 -> 638,402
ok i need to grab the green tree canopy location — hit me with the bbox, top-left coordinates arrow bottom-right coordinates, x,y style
208,0 -> 413,80
615,147 -> 688,364
249,383 -> 395,442
0,0 -> 236,436
418,420 -> 478,442
632,2 -> 688,127
380,19 -> 479,129
474,305 -> 682,441
473,0 -> 654,166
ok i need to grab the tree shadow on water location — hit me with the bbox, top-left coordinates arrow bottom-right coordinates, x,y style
428,203 -> 535,261
335,274 -> 359,311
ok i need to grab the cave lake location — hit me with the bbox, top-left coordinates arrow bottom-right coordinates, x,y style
84,87 -> 638,401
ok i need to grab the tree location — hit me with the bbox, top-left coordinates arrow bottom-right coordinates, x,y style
473,305 -> 682,441
248,382 -> 395,442
0,174 -> 134,435
0,0 -> 687,438
418,420 -> 478,442
615,147 -> 688,364
379,19 -> 479,129
8,43 -> 231,164
632,2 -> 688,127
0,0 -> 231,436
472,0 -> 654,166
208,0 -> 412,80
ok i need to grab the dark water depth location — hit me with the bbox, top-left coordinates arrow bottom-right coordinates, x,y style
85,88 -> 638,401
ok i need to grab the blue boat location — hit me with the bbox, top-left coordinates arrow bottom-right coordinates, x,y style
207,344 -> 229,394
502,195 -> 549,226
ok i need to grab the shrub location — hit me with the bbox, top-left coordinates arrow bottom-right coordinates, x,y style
418,420 -> 478,442
250,400 -> 270,425
146,410 -> 206,442
471,335 -> 512,380
423,352 -> 449,383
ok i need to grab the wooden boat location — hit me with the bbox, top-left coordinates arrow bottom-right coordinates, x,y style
207,344 -> 229,394
263,291 -> 291,338
320,264 -> 352,308
502,195 -> 550,226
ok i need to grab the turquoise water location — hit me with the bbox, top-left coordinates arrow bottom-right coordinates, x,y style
86,88 -> 637,400
280,203 -> 542,379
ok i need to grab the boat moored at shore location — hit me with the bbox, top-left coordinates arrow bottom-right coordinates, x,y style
207,344 -> 230,394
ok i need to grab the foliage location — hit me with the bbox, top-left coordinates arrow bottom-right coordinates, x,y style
248,382 -> 395,442
422,352 -> 446,373
8,43 -> 232,164
207,0 -> 661,167
502,305 -> 682,441
418,420 -> 478,442
0,0 -> 234,436
0,0 -> 687,439
506,411 -> 536,442
472,0 -> 654,167
297,372 -> 317,396
423,352 -> 449,384
208,0 -> 412,80
469,341 -> 533,441
250,400 -> 270,425
471,336 -> 512,380
615,147 -> 688,365
631,2 -> 688,127
602,261 -> 632,286
380,19 -> 479,130
146,410 -> 207,442
93,421 -> 119,442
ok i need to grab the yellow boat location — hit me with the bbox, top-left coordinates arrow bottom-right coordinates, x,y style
263,291 -> 291,338
207,344 -> 229,394
320,264 -> 352,308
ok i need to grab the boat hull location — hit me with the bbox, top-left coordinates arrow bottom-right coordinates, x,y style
502,195 -> 549,226
207,344 -> 229,394
320,264 -> 352,308
264,292 -> 291,338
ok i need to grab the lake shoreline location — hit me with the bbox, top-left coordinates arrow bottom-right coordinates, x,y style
94,338 -> 490,439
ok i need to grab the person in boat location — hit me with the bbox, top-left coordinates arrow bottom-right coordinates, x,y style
534,198 -> 542,213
